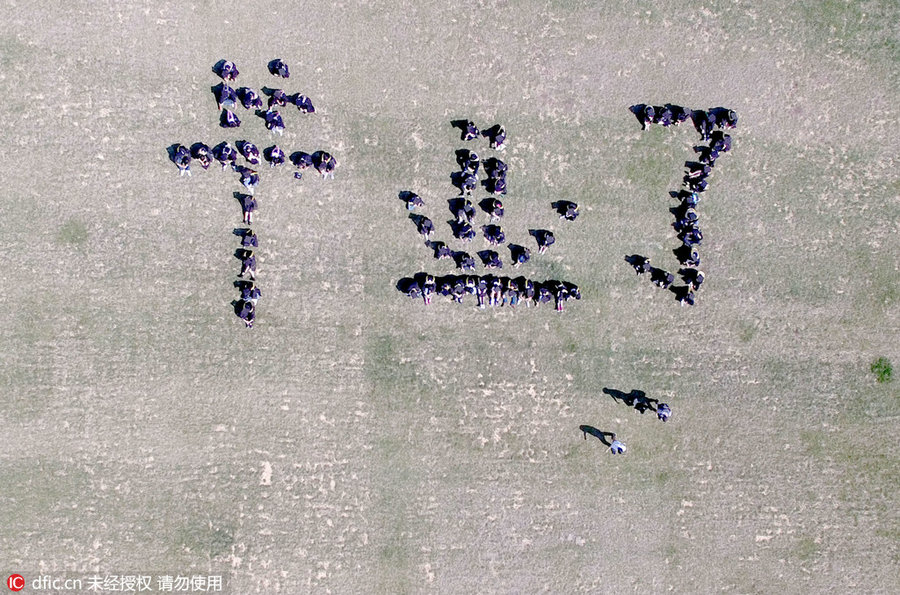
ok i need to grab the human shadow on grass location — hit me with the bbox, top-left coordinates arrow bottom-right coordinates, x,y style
447,197 -> 470,219
670,189 -> 695,201
233,247 -> 255,262
628,104 -> 650,127
400,190 -> 421,207
290,150 -> 312,169
452,250 -> 475,271
165,144 -> 181,165
603,387 -> 658,414
232,191 -> 251,213
673,244 -> 700,267
425,240 -> 452,260
551,200 -> 576,217
455,148 -> 476,169
396,277 -> 417,293
450,119 -> 476,140
579,425 -> 615,446
624,254 -> 651,275
408,213 -> 434,239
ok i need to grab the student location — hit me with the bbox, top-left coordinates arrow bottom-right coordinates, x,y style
240,142 -> 260,165
657,403 -> 671,422
265,110 -> 284,135
238,87 -> 263,110
218,60 -> 239,82
173,144 -> 191,177
266,145 -> 286,167
241,229 -> 258,248
238,300 -> 254,328
536,230 -> 555,254
239,251 -> 257,280
561,202 -> 579,221
190,143 -> 211,170
462,120 -> 479,141
295,94 -> 315,113
270,58 -> 290,78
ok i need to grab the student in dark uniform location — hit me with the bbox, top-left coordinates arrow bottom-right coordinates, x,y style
640,105 -> 655,130
462,120 -> 479,141
237,300 -> 255,328
240,283 -> 262,306
240,142 -> 260,165
265,145 -> 286,167
291,151 -> 313,170
482,225 -> 505,246
510,245 -> 530,268
191,143 -> 212,170
265,110 -> 284,135
405,192 -> 424,211
417,216 -> 435,240
710,130 -> 732,153
238,87 -> 263,110
268,89 -> 289,108
221,109 -> 241,128
629,255 -> 652,275
239,194 -> 257,225
173,144 -> 191,176
456,222 -> 476,242
240,168 -> 259,195
239,250 -> 257,280
558,201 -> 579,221
657,403 -> 671,422
487,198 -> 504,222
458,253 -> 476,271
535,230 -> 555,254
483,124 -> 507,150
483,251 -> 502,270
217,60 -> 239,82
458,150 -> 480,174
454,199 -> 475,224
295,94 -> 315,113
270,58 -> 290,78
241,229 -> 258,248
214,142 -> 237,170
214,83 -> 238,110
650,267 -> 674,289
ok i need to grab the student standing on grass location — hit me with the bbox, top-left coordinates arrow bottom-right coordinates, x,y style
657,403 -> 671,422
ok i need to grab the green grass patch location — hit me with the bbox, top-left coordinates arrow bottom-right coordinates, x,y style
794,536 -> 820,562
57,218 -> 88,246
737,320 -> 758,343
870,357 -> 892,383
174,521 -> 234,558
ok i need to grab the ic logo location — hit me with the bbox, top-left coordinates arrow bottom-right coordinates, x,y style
7,574 -> 24,591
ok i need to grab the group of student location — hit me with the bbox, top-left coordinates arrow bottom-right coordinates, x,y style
399,273 -> 581,311
170,58 -> 344,328
586,389 -> 673,456
172,140 -> 336,184
212,59 -> 315,132
627,104 -> 737,305
398,121 -> 582,309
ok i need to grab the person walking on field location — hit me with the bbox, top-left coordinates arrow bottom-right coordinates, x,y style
657,403 -> 671,422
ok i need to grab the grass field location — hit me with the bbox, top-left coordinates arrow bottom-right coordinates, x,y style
1,1 -> 898,593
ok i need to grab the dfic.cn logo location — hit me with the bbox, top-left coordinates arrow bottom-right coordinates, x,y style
7,575 -> 24,591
